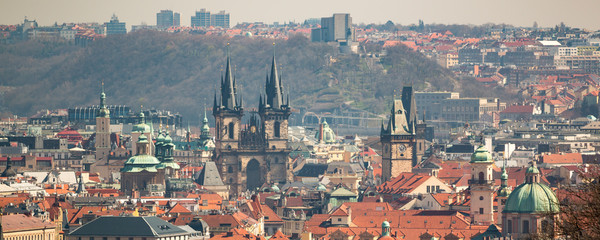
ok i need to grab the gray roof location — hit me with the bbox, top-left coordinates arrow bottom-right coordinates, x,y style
68,216 -> 187,237
326,162 -> 364,175
195,161 -> 224,186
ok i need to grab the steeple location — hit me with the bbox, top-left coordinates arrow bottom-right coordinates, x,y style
384,98 -> 412,136
401,86 -> 417,129
265,43 -> 284,109
97,81 -> 110,118
220,43 -> 239,110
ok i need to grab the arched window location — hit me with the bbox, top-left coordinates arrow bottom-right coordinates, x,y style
228,122 -> 235,139
479,172 -> 485,182
274,121 -> 281,138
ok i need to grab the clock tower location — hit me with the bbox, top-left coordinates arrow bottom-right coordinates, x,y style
381,93 -> 416,182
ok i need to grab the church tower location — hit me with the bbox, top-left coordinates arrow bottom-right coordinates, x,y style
259,51 -> 291,149
213,49 -> 244,194
213,50 -> 243,151
469,146 -> 495,225
258,50 -> 293,184
95,83 -> 111,163
381,89 -> 416,182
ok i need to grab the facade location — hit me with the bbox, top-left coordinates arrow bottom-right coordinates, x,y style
415,91 -> 459,121
311,14 -> 355,43
210,11 -> 230,28
213,53 -> 292,196
105,14 -> 126,35
156,10 -> 180,28
380,86 -> 418,182
439,98 -> 505,123
191,9 -> 211,27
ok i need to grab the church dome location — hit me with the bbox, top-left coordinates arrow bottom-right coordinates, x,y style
470,146 -> 493,163
132,112 -> 151,133
97,107 -> 110,118
503,182 -> 558,213
316,120 -> 336,144
504,162 -> 558,214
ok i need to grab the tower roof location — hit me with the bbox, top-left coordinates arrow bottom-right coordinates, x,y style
195,161 -> 224,186
382,98 -> 413,136
97,82 -> 110,118
470,146 -> 493,163
215,45 -> 241,112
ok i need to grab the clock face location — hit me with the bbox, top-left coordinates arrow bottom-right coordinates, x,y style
398,144 -> 407,153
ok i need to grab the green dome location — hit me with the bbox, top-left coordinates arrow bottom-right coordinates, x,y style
270,183 -> 280,192
164,134 -> 172,143
316,120 -> 336,144
526,164 -> 540,174
98,107 -> 110,118
124,154 -> 159,165
497,186 -> 512,198
156,161 -> 180,170
156,132 -> 165,143
470,146 -> 493,163
382,221 -> 390,228
316,184 -> 327,191
503,182 -> 559,213
133,123 -> 151,133
137,134 -> 148,143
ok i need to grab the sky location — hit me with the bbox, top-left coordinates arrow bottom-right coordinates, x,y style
1,0 -> 599,30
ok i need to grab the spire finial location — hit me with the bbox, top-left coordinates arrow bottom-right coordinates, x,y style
273,42 -> 276,57
226,42 -> 230,58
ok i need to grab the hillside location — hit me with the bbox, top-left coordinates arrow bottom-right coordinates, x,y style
0,31 -> 472,122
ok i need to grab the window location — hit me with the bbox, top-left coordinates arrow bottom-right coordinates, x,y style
479,208 -> 484,214
479,172 -> 484,181
427,186 -> 431,193
479,196 -> 484,201
274,121 -> 281,138
228,122 -> 235,139
522,220 -> 529,233
228,166 -> 233,173
507,220 -> 512,233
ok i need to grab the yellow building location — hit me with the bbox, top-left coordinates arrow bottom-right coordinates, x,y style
2,214 -> 57,240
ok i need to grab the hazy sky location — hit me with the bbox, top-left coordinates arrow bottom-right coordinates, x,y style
1,0 -> 598,30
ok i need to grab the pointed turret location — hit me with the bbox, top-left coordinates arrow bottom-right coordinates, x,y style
266,54 -> 284,109
220,54 -> 238,110
401,86 -> 417,128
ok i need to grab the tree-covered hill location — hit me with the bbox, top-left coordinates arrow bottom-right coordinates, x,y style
0,31 -> 485,122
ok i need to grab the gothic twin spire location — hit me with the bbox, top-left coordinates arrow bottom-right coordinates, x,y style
214,43 -> 289,113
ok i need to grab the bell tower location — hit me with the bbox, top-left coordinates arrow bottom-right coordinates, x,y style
95,82 -> 111,163
469,146 -> 495,225
259,48 -> 291,150
381,90 -> 416,182
213,49 -> 243,151
213,47 -> 244,195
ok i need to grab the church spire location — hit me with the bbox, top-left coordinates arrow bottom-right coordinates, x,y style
265,43 -> 284,109
220,43 -> 238,110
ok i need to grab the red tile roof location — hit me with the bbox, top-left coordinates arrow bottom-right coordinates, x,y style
541,153 -> 583,165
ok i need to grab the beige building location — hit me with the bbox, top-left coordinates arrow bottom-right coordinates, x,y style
2,214 -> 57,240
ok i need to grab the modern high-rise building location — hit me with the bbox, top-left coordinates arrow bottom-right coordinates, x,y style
156,10 -> 180,29
191,9 -> 211,27
105,14 -> 126,35
210,11 -> 230,28
311,13 -> 355,43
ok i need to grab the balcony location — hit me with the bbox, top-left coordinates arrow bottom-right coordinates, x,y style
468,179 -> 494,185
